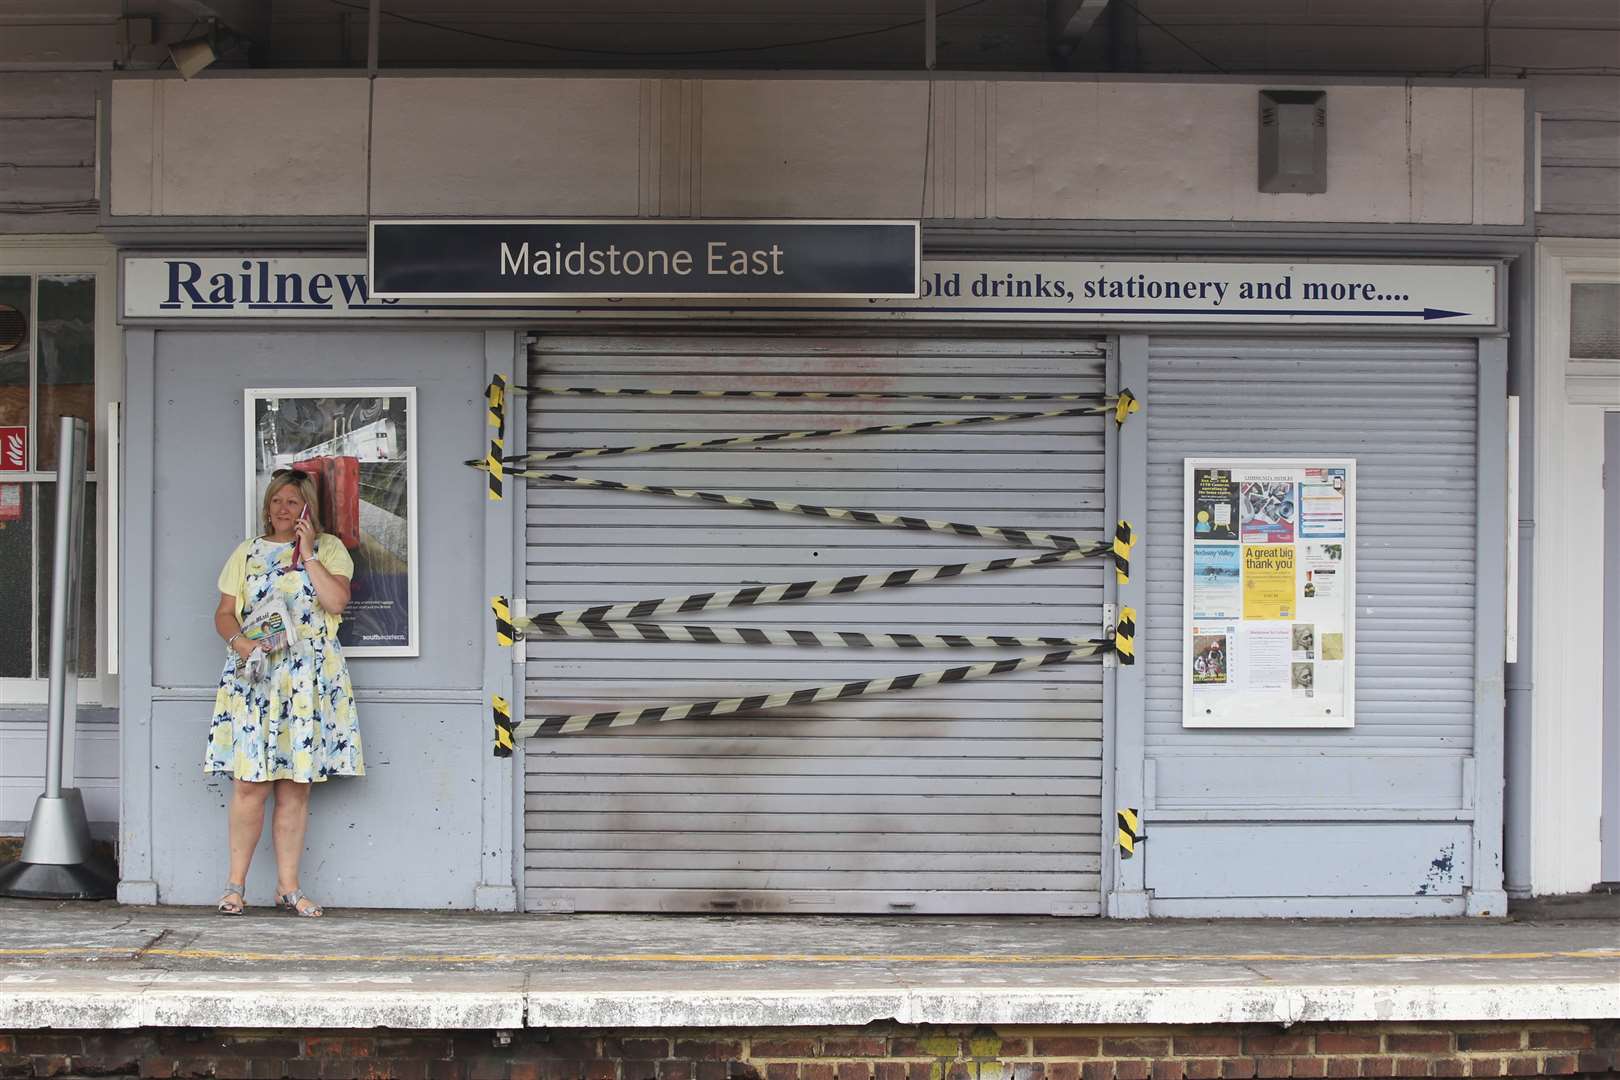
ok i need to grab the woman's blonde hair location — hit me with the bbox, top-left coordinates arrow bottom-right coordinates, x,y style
261,471 -> 325,538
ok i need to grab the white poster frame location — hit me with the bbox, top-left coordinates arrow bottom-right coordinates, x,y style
242,386 -> 420,658
1182,457 -> 1356,729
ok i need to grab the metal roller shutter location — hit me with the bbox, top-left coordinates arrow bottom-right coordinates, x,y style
1145,336 -> 1478,754
522,333 -> 1112,914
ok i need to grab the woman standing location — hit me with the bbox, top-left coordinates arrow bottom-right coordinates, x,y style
206,468 -> 364,916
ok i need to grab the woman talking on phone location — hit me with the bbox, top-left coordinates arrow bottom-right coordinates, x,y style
206,467 -> 364,916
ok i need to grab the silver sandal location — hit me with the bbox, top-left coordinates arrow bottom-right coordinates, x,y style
276,889 -> 323,917
217,881 -> 246,915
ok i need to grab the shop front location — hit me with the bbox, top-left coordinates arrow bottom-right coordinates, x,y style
115,244 -> 1510,916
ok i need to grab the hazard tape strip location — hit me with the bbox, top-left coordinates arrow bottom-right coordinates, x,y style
495,397 -> 1136,468
491,596 -> 518,647
507,610 -> 1136,741
509,384 -> 1126,404
1114,607 -> 1136,666
1117,808 -> 1143,857
516,641 -> 1113,738
485,374 -> 507,502
519,618 -> 1108,650
503,547 -> 1104,640
492,694 -> 515,757
1113,520 -> 1135,586
483,378 -> 1141,742
488,467 -> 1123,561
481,384 -> 1138,497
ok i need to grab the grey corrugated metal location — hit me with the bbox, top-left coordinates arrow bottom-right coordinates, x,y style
1144,337 -> 1479,770
523,334 -> 1109,914
1139,336 -> 1483,911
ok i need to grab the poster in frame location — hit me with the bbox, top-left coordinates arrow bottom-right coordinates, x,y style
1182,457 -> 1356,729
242,387 -> 420,658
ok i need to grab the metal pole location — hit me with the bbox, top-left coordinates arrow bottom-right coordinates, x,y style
1,415 -> 114,898
42,417 -> 86,800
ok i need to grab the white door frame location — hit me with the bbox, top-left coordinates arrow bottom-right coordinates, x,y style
1531,238 -> 1620,895
1604,412 -> 1620,886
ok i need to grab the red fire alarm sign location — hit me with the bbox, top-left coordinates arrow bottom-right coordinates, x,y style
0,427 -> 25,471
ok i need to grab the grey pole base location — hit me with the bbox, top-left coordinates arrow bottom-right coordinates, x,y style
0,788 -> 117,900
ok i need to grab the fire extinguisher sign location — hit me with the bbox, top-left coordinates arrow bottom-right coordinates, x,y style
0,427 -> 25,471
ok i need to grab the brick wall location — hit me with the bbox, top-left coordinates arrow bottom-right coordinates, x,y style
1,1022 -> 1616,1080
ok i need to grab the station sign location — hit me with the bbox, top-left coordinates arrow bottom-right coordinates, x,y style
367,220 -> 921,299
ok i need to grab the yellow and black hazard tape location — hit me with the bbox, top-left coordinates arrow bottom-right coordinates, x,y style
483,468 -> 1128,567
1114,606 -> 1137,666
1115,390 -> 1140,426
1117,808 -> 1144,857
492,693 -> 515,757
1113,520 -> 1135,586
506,545 -> 1107,635
508,384 -> 1130,405
485,374 -> 507,502
491,596 -> 518,647
504,564 -> 1136,739
520,618 -> 1111,651
517,641 -> 1115,738
490,398 -> 1137,469
478,382 -> 1138,501
480,377 -> 1142,743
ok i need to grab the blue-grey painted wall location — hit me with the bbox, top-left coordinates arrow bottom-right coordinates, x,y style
117,328 -> 508,908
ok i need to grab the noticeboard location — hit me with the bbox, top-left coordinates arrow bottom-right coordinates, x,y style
1183,458 -> 1356,728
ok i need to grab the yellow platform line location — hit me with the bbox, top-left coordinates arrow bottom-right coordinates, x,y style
1,946 -> 1616,965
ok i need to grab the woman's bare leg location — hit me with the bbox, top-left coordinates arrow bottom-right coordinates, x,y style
270,779 -> 318,912
227,780 -> 273,892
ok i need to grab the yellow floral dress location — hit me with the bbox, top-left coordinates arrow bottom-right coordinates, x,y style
204,536 -> 364,783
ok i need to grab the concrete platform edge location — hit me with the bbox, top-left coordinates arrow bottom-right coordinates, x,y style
4,979 -> 1618,1030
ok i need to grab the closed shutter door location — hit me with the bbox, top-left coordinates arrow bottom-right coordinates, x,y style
522,334 -> 1111,914
1145,337 -> 1478,756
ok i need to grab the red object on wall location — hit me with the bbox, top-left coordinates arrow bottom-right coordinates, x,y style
0,482 -> 21,521
0,426 -> 25,471
292,455 -> 361,549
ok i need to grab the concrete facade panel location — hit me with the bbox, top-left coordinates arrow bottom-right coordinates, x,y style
108,80 -> 155,215
103,76 -> 1528,227
370,77 -> 643,216
1409,86 -> 1474,224
168,78 -> 366,216
698,79 -> 930,217
991,81 -> 1102,220
1475,88 -> 1527,225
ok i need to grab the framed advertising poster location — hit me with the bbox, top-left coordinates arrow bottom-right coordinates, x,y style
1183,458 -> 1355,728
243,387 -> 419,657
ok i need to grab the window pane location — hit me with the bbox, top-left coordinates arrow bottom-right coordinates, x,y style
0,482 -> 33,677
34,480 -> 96,677
0,276 -> 30,447
36,275 -> 96,471
1570,283 -> 1620,360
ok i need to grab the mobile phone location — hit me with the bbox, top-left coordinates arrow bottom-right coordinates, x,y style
292,503 -> 309,569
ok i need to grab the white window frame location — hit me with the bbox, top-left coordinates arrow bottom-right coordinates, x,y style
1530,238 -> 1620,895
0,235 -> 120,708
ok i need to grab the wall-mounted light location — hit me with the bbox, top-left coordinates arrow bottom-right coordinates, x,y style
1259,89 -> 1327,194
168,34 -> 217,79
